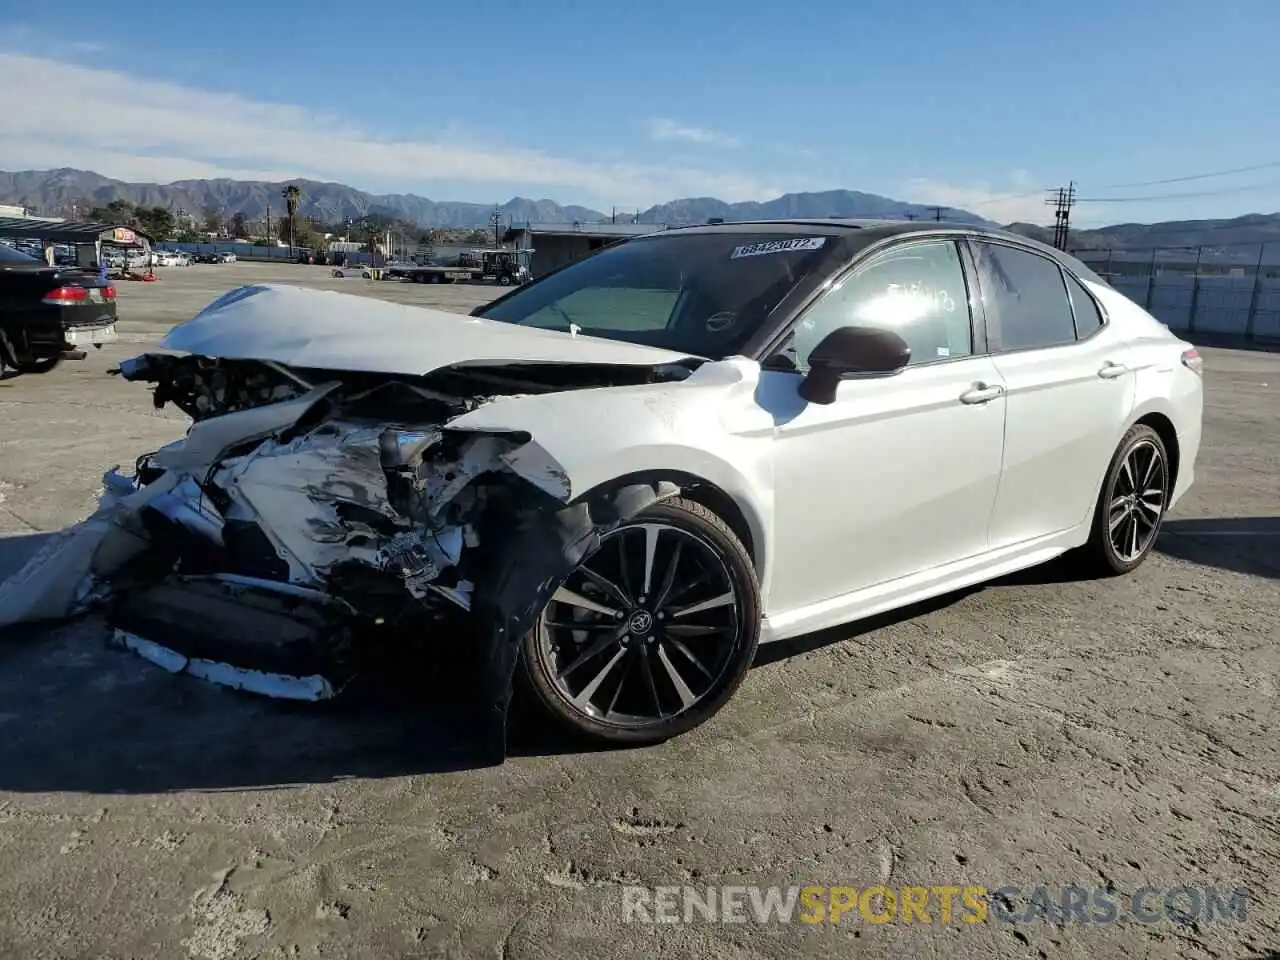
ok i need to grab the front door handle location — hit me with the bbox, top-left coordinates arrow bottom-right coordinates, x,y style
959,382 -> 1005,404
1097,361 -> 1129,380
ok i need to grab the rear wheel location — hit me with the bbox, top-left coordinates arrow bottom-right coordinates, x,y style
1079,423 -> 1170,576
518,497 -> 760,745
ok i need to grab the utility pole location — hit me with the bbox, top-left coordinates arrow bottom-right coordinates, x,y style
927,206 -> 946,222
490,209 -> 504,249
904,212 -> 918,221
1046,182 -> 1076,251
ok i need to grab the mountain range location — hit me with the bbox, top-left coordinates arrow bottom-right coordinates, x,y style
3,168 -> 1279,252
0,168 -> 988,231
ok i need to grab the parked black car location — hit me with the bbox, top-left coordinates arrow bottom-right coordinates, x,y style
0,243 -> 118,376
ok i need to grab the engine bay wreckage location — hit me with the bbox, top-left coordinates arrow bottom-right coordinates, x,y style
0,284 -> 705,761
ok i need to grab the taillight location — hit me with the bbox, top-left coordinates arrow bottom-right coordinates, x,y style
42,285 -> 88,306
102,285 -> 116,300
1181,348 -> 1204,376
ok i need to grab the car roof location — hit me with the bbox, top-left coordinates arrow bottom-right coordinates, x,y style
653,218 -> 1107,285
663,217 -> 1014,243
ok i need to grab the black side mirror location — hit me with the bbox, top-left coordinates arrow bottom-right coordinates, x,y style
798,326 -> 910,404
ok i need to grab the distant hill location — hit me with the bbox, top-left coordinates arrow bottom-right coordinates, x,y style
0,168 -> 606,230
4,169 -> 1278,253
1006,214 -> 1280,255
0,168 -> 987,231
634,190 -> 989,226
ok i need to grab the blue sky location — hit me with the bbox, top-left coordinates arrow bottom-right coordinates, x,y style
3,0 -> 1279,225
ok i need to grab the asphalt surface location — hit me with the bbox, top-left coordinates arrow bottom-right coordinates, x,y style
0,261 -> 1277,959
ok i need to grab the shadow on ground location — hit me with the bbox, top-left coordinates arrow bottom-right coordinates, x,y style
0,611 -> 619,794
1157,516 -> 1280,580
0,532 -> 51,583
4,520 -> 1262,797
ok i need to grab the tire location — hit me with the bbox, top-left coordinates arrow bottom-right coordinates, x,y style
517,497 -> 760,745
15,356 -> 61,374
1078,423 -> 1171,576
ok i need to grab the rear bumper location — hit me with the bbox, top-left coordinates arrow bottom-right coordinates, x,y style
17,305 -> 118,357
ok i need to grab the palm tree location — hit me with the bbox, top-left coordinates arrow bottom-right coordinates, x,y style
282,184 -> 303,250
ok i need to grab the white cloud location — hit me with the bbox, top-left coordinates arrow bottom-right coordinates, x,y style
902,171 -> 1057,225
0,52 -> 779,208
643,118 -> 741,148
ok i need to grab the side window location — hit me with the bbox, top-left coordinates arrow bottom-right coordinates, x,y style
1064,272 -> 1103,338
791,240 -> 973,371
973,242 -> 1076,351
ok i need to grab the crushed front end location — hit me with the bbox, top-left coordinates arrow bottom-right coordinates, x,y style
0,351 -> 685,762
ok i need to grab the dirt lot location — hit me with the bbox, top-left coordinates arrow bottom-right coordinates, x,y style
0,261 -> 1277,959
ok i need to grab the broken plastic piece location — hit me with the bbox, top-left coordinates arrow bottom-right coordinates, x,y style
112,629 -> 336,700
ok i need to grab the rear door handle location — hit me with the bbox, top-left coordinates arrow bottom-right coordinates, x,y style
1097,361 -> 1129,380
959,382 -> 1005,404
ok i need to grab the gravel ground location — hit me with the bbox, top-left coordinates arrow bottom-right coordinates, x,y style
0,262 -> 1277,959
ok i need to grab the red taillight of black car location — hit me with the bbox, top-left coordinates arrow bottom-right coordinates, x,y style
41,285 -> 89,306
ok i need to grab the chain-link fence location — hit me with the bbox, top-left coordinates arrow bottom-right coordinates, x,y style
1070,242 -> 1280,341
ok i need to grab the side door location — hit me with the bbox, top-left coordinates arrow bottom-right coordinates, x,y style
968,239 -> 1137,548
761,237 -> 1009,616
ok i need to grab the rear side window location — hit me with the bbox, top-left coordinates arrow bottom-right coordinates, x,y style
1064,272 -> 1103,338
973,242 -> 1076,351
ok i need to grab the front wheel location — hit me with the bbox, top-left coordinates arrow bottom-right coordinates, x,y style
1079,423 -> 1171,576
518,497 -> 760,745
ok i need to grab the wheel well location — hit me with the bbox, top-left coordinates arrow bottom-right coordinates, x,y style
579,471 -> 759,572
1135,412 -> 1180,492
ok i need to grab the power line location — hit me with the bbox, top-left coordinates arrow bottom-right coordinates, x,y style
1077,178 -> 1280,204
958,187 -> 1054,208
1095,159 -> 1280,190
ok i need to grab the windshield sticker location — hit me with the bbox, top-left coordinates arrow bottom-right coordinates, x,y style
730,237 -> 827,259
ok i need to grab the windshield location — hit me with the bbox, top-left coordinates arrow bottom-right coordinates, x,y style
0,243 -> 39,263
476,231 -> 834,358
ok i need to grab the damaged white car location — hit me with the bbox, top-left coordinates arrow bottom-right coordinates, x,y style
0,220 -> 1204,760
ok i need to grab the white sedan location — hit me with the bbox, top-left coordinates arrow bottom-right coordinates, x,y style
0,220 -> 1203,761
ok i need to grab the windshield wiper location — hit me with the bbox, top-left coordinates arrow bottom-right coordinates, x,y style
546,302 -> 577,327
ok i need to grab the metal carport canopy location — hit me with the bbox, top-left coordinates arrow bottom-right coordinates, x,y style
0,218 -> 153,246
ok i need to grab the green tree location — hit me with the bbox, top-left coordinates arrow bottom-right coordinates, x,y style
462,228 -> 489,246
276,216 -> 321,249
282,184 -> 303,248
230,212 -> 249,238
133,206 -> 176,239
89,198 -> 135,223
202,204 -> 222,235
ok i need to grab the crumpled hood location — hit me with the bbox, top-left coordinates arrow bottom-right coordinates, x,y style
161,283 -> 696,376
